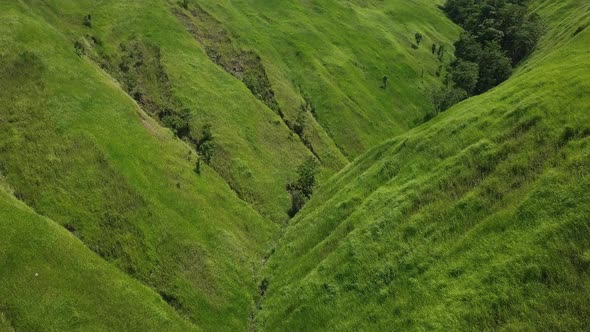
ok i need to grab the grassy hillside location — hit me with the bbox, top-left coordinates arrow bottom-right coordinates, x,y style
0,0 -> 460,329
193,0 -> 460,157
0,181 -> 194,331
2,0 -> 588,330
0,2 -> 275,330
15,0 -> 459,223
259,0 -> 590,329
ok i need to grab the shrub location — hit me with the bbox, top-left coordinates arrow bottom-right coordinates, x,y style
159,108 -> 192,139
83,14 -> 92,28
196,123 -> 215,164
430,85 -> 468,114
449,60 -> 479,94
415,32 -> 424,46
381,75 -> 388,89
287,157 -> 319,216
74,40 -> 86,56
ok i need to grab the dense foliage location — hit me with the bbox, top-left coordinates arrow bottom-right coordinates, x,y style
286,157 -> 319,217
433,0 -> 543,113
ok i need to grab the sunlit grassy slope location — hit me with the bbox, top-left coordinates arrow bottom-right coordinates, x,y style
194,0 -> 460,157
16,0 -> 458,223
0,181 -> 195,331
2,0 -> 588,330
0,2 -> 275,330
259,0 -> 590,330
0,0 -> 459,329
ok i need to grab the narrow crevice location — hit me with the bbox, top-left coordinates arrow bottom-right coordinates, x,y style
170,3 -> 323,162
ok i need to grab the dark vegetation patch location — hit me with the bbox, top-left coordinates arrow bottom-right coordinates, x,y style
428,0 -> 544,117
573,25 -> 586,36
158,290 -> 183,311
172,4 -> 281,114
84,37 -> 216,171
286,157 -> 319,217
289,98 -> 320,161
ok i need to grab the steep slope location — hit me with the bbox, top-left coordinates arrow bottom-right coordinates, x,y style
259,0 -> 590,329
16,0 -> 315,223
0,0 -> 462,329
0,2 -> 274,330
0,182 -> 194,331
15,0 -> 459,222
188,0 -> 460,157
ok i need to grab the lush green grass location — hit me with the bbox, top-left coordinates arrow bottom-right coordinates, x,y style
194,0 -> 460,158
9,0 -> 458,224
2,0 -> 589,330
0,182 -> 195,331
0,2 -> 276,330
259,0 -> 590,329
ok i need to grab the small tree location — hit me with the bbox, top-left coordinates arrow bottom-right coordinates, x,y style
194,158 -> 202,175
196,123 -> 215,164
449,60 -> 479,94
381,75 -> 388,89
83,14 -> 92,28
437,45 -> 446,61
415,32 -> 424,47
287,157 -> 319,217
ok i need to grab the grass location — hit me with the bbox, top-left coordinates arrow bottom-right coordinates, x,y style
1,0 -> 589,330
8,0 -> 458,224
192,0 -> 460,157
0,2 -> 276,330
0,183 -> 195,331
258,0 -> 590,329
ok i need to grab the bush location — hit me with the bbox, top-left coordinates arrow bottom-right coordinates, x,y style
196,123 -> 215,164
74,40 -> 86,56
415,32 -> 424,47
430,85 -> 468,114
83,14 -> 92,28
159,108 -> 192,139
287,157 -> 319,216
449,60 -> 479,94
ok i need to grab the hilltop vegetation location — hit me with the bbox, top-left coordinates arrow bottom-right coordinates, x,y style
431,0 -> 544,115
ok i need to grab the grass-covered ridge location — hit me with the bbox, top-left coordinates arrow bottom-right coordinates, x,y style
0,1 -> 275,330
259,0 -> 590,329
191,0 -> 460,157
0,181 -> 195,331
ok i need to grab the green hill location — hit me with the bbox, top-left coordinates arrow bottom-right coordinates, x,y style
1,0 -> 589,330
0,180 -> 195,331
259,0 -> 590,329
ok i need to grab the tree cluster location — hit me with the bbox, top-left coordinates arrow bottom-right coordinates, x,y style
286,157 -> 319,217
432,0 -> 543,114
